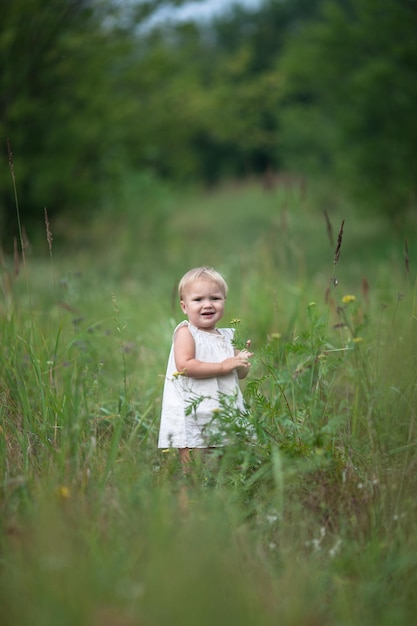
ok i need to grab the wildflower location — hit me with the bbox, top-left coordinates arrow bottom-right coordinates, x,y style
57,486 -> 70,499
230,318 -> 241,325
329,539 -> 342,558
306,526 -> 326,552
352,337 -> 363,343
172,370 -> 186,378
342,295 -> 356,304
308,301 -> 317,308
269,333 -> 281,340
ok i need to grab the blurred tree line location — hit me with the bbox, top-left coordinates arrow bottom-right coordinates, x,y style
1,0 -> 416,242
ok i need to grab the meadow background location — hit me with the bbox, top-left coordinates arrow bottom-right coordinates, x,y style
1,175 -> 417,626
1,1 -> 417,625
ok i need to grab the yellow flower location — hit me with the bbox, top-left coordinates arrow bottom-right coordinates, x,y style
342,295 -> 356,304
172,369 -> 187,378
230,318 -> 241,325
352,337 -> 363,343
269,333 -> 281,340
58,486 -> 70,499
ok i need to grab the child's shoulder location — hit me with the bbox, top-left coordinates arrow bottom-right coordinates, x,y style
173,320 -> 190,338
174,320 -> 189,332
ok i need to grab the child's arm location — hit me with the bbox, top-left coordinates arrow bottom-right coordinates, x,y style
174,326 -> 252,379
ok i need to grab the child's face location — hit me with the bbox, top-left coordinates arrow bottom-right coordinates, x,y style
180,279 -> 225,331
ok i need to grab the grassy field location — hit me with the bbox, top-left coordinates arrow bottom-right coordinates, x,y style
1,176 -> 416,625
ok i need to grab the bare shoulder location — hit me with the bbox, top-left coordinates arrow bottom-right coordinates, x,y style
174,324 -> 195,349
174,323 -> 192,341
174,323 -> 195,362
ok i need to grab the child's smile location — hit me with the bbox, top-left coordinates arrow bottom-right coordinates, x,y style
180,279 -> 225,331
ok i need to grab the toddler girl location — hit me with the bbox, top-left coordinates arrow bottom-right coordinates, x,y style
158,266 -> 253,463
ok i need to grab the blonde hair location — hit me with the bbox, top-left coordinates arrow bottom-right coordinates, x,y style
178,266 -> 228,299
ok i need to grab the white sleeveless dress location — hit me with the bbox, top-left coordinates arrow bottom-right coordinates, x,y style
158,321 -> 246,448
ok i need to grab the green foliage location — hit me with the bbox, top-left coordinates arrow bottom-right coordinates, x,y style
133,0 -> 323,182
0,0 -> 325,242
4,0 -> 416,242
279,0 -> 417,222
1,181 -> 417,624
0,0 -> 118,234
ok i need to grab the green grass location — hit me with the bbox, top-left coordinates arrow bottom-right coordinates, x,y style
1,177 -> 416,625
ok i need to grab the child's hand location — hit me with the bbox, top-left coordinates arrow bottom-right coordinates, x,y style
236,347 -> 254,366
222,341 -> 253,376
235,344 -> 253,379
236,348 -> 253,361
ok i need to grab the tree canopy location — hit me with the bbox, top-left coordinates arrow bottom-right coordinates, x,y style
1,0 -> 416,241
1,1 -> 119,233
278,0 -> 417,222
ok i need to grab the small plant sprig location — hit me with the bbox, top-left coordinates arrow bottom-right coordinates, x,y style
230,318 -> 251,351
324,217 -> 345,331
6,139 -> 34,323
7,139 -> 26,267
44,207 -> 58,294
332,218 -> 345,288
112,293 -> 128,413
